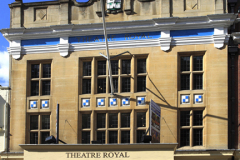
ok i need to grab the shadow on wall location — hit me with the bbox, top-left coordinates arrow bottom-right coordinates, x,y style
0,95 -> 6,126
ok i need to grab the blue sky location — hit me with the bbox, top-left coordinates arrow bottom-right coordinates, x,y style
0,0 -> 88,87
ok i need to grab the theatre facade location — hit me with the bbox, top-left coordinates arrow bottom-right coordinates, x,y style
0,0 -> 239,160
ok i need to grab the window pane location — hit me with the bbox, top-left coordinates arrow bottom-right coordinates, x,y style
137,76 -> 146,92
109,131 -> 118,144
122,60 -> 131,74
98,61 -> 106,75
180,111 -> 190,126
137,59 -> 146,73
30,115 -> 38,130
137,130 -> 145,143
82,79 -> 91,94
111,60 -> 118,75
42,80 -> 51,95
109,113 -> 118,128
181,74 -> 190,90
42,115 -> 50,129
97,78 -> 106,93
31,81 -> 39,96
193,74 -> 203,90
193,129 -> 203,146
193,111 -> 203,126
97,131 -> 105,144
109,78 -> 118,93
137,112 -> 146,127
82,131 -> 90,144
180,129 -> 190,146
83,62 -> 91,76
41,132 -> 50,144
97,113 -> 106,128
31,64 -> 39,78
122,77 -> 130,92
43,64 -> 51,78
193,56 -> 203,71
82,114 -> 91,129
30,132 -> 38,144
121,113 -> 130,128
181,57 -> 190,71
121,131 -> 130,143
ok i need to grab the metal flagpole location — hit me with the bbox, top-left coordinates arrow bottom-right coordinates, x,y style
100,0 -> 114,95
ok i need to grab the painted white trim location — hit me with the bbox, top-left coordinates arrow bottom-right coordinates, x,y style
58,37 -> 70,57
159,30 -> 171,51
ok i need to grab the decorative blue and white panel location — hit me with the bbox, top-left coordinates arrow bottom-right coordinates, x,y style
122,97 -> 130,106
194,95 -> 203,104
109,98 -> 117,107
181,95 -> 190,104
41,100 -> 49,108
137,97 -> 145,106
30,100 -> 37,109
97,98 -> 105,107
82,98 -> 90,107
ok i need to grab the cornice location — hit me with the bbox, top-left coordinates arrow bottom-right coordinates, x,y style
1,13 -> 237,41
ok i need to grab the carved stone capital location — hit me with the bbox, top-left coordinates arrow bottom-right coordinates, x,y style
160,37 -> 172,51
58,43 -> 69,57
8,46 -> 21,60
213,34 -> 226,49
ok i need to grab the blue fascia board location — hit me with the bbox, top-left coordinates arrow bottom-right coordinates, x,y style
170,28 -> 214,38
21,38 -> 60,47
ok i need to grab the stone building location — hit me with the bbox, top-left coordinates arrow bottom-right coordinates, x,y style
0,0 -> 239,160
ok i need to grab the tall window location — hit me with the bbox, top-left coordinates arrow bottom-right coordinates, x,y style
97,61 -> 107,93
136,112 -> 146,143
180,55 -> 203,90
30,63 -> 51,96
29,114 -> 50,144
82,61 -> 92,94
180,110 -> 203,147
137,59 -> 146,92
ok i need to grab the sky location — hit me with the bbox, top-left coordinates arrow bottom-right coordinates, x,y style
0,0 -> 88,87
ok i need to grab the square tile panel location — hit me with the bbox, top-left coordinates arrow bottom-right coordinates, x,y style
41,100 -> 49,108
181,95 -> 190,104
30,100 -> 37,109
137,97 -> 145,105
122,97 -> 130,106
82,99 -> 90,107
97,98 -> 105,107
109,98 -> 117,107
194,95 -> 203,103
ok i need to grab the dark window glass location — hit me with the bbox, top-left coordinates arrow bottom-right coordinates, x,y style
181,74 -> 190,90
41,115 -> 50,129
181,57 -> 190,71
30,132 -> 38,144
180,129 -> 190,146
43,64 -> 51,78
122,60 -> 131,74
82,131 -> 90,144
193,56 -> 203,71
97,131 -> 105,144
137,59 -> 146,73
137,130 -> 145,143
31,81 -> 39,96
180,111 -> 190,126
111,60 -> 118,75
31,64 -> 39,78
82,79 -> 91,94
193,129 -> 202,146
98,61 -> 106,75
83,62 -> 91,76
121,113 -> 130,128
121,131 -> 130,143
97,79 -> 106,93
41,132 -> 50,144
137,112 -> 146,127
193,74 -> 203,90
109,113 -> 118,128
137,76 -> 146,92
30,115 -> 38,130
97,113 -> 106,128
82,114 -> 91,129
109,78 -> 118,93
109,131 -> 118,144
122,77 -> 130,92
42,80 -> 51,95
193,111 -> 203,126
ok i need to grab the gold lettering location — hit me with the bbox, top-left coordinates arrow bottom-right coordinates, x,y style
100,36 -> 104,41
77,37 -> 81,43
141,33 -> 147,39
94,36 -> 100,42
125,34 -> 129,40
111,35 -> 116,41
82,37 -> 88,42
136,34 -> 141,39
129,34 -> 135,39
148,33 -> 153,39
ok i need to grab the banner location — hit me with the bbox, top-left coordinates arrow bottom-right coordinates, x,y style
149,99 -> 161,143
